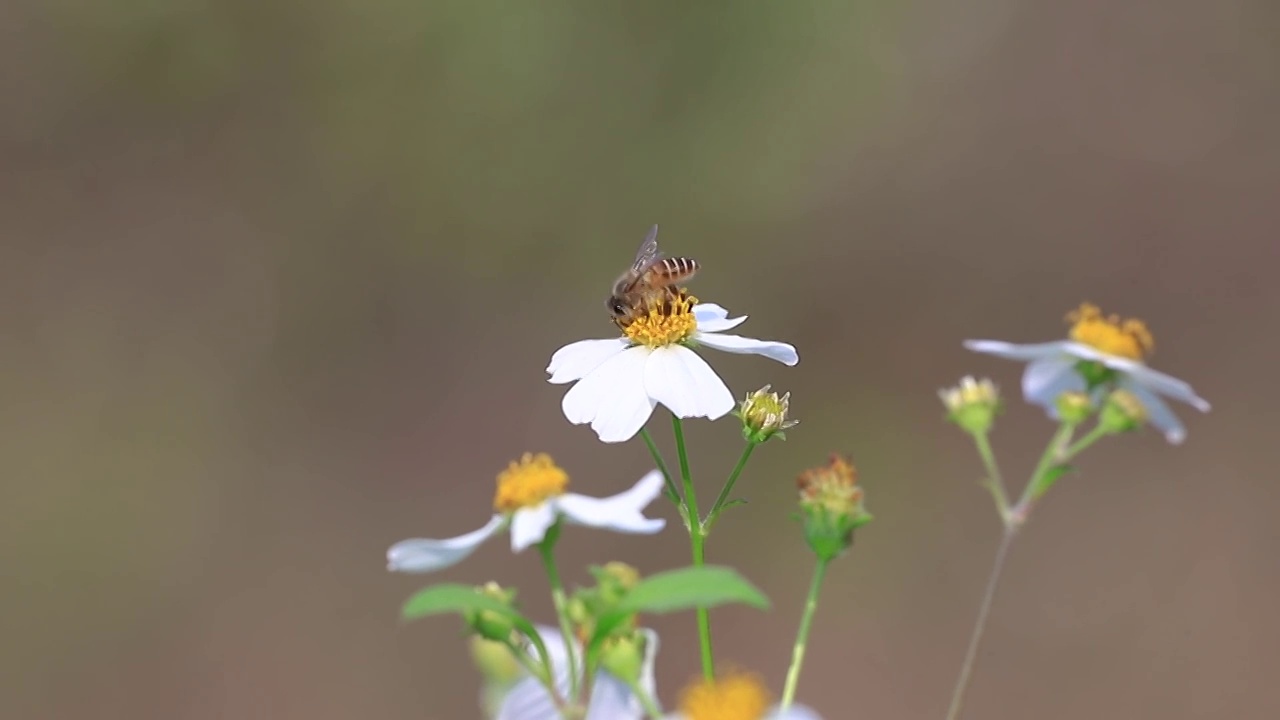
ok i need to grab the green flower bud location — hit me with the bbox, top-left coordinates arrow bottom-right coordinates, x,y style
1100,389 -> 1147,435
598,632 -> 646,685
939,376 -> 1001,434
795,454 -> 872,561
469,636 -> 523,685
1055,391 -> 1094,425
734,384 -> 798,443
465,582 -> 518,642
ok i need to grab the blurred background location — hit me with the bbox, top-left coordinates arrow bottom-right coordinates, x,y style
3,1 -> 1278,718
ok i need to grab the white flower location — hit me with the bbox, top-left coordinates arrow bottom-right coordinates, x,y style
495,625 -> 660,720
548,301 -> 799,443
387,455 -> 666,573
964,303 -> 1209,444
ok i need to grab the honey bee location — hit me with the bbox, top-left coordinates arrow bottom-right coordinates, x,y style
607,225 -> 700,328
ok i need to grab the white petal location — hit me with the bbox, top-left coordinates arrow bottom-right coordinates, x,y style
694,332 -> 799,366
1121,379 -> 1188,444
547,338 -> 630,384
692,303 -> 730,321
386,515 -> 505,573
510,503 -> 558,553
643,346 -> 735,420
964,339 -> 1074,362
765,705 -> 825,720
1022,356 -> 1086,409
561,345 -> 651,426
556,470 -> 666,534
1117,363 -> 1210,413
585,675 -> 644,720
573,347 -> 657,443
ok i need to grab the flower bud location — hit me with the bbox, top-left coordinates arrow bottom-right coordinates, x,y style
465,582 -> 518,642
1100,389 -> 1147,435
596,561 -> 641,603
469,636 -> 523,685
795,454 -> 872,561
598,631 -> 646,685
734,384 -> 798,443
1055,391 -> 1094,425
939,376 -> 1001,434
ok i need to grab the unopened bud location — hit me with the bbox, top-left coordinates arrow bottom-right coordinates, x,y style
939,376 -> 1001,434
1100,389 -> 1147,435
795,454 -> 872,560
466,582 -> 518,642
598,632 -> 646,684
469,636 -> 523,685
735,384 -> 798,443
1055,391 -> 1094,425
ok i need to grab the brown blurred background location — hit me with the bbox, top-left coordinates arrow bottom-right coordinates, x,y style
2,1 -> 1278,718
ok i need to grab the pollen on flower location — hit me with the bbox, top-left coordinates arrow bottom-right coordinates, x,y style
492,453 -> 569,512
1066,303 -> 1155,361
677,669 -> 771,720
621,290 -> 699,348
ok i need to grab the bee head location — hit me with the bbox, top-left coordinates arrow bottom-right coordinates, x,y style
607,296 -> 629,318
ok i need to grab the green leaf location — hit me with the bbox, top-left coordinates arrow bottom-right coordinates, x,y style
619,565 -> 770,614
1029,464 -> 1074,500
400,583 -> 519,621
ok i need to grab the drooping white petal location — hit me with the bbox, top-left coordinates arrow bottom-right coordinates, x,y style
1119,363 -> 1211,412
580,347 -> 658,443
965,339 -> 1075,362
556,470 -> 667,534
386,515 -> 505,573
510,502 -> 558,553
694,332 -> 799,366
1022,356 -> 1086,409
561,345 -> 651,426
547,338 -> 631,384
1121,379 -> 1188,444
643,345 -> 735,421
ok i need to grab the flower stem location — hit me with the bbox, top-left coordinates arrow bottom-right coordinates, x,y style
1061,422 -> 1108,459
970,430 -> 1011,523
505,634 -> 568,713
704,441 -> 757,532
671,415 -> 715,680
639,427 -> 681,505
538,526 -> 581,702
780,556 -> 830,710
944,526 -> 1016,720
628,679 -> 664,719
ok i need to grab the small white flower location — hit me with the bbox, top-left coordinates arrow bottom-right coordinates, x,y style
965,303 -> 1209,444
548,301 -> 799,443
495,625 -> 660,720
387,455 -> 665,573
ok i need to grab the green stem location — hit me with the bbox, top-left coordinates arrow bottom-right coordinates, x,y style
1061,422 -> 1108,459
627,679 -> 664,719
780,556 -> 830,710
639,427 -> 681,505
1010,422 -> 1076,525
970,430 -> 1010,523
504,635 -> 567,713
538,527 -> 581,702
944,527 -> 1016,720
672,415 -> 715,680
704,441 -> 758,531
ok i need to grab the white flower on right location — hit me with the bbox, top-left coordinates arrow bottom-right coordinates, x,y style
548,298 -> 798,443
965,303 -> 1209,443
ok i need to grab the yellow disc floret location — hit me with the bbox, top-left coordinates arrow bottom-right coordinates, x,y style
678,670 -> 771,720
493,453 -> 569,512
623,291 -> 699,348
1066,303 -> 1154,361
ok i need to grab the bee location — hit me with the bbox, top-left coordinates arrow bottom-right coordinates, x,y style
607,225 -> 700,328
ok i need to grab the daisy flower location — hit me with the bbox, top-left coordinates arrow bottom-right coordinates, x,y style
387,453 -> 665,573
548,297 -> 799,443
494,625 -> 660,720
662,670 -> 824,720
965,303 -> 1210,444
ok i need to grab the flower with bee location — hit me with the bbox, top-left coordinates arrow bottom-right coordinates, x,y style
548,226 -> 798,443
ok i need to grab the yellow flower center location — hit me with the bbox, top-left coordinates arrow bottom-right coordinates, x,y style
678,670 -> 771,720
492,453 -> 568,512
1066,303 -> 1154,361
621,290 -> 699,348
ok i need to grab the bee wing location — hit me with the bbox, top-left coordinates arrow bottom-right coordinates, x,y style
631,224 -> 662,272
